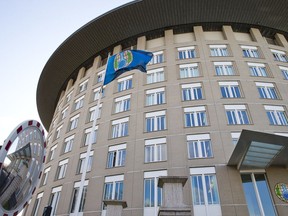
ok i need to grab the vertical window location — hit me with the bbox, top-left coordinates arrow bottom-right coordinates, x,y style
178,46 -> 196,59
279,66 -> 288,80
187,134 -> 213,159
143,170 -> 167,216
56,159 -> 68,179
214,62 -> 235,75
146,88 -> 165,106
241,173 -> 276,216
147,68 -> 164,84
107,144 -> 127,168
225,105 -> 250,125
181,83 -> 203,101
88,104 -> 102,122
248,62 -> 268,77
32,192 -> 43,216
210,45 -> 228,56
55,125 -> 63,139
83,126 -> 98,146
103,175 -> 124,211
61,106 -> 69,120
49,144 -> 57,161
231,132 -> 241,145
115,95 -> 131,113
111,117 -> 129,138
77,151 -> 94,174
66,91 -> 73,103
49,186 -> 62,216
93,87 -> 101,101
97,70 -> 104,83
70,180 -> 88,213
241,45 -> 260,58
63,135 -> 74,153
256,82 -> 279,99
74,95 -> 85,110
149,51 -> 164,64
264,105 -> 288,125
117,75 -> 132,92
190,167 -> 221,216
145,137 -> 167,163
271,49 -> 288,62
79,79 -> 88,93
145,110 -> 166,132
184,106 -> 208,127
179,63 -> 200,78
69,114 -> 80,131
219,81 -> 241,98
41,167 -> 51,186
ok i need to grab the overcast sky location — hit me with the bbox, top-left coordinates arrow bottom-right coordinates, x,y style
0,0 -> 132,144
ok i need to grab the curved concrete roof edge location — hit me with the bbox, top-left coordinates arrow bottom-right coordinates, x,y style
36,0 -> 288,130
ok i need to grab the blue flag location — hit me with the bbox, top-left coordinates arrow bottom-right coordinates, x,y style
104,50 -> 153,85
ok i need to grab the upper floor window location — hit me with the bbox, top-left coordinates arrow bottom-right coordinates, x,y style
219,81 -> 241,98
145,110 -> 166,132
241,45 -> 259,58
61,106 -> 69,120
41,167 -> 51,186
264,105 -> 288,126
74,95 -> 85,110
181,83 -> 203,101
93,87 -> 101,101
69,114 -> 80,131
107,144 -> 126,168
231,132 -> 241,145
187,134 -> 213,159
279,66 -> 288,80
49,186 -> 62,216
271,49 -> 288,62
63,135 -> 74,153
115,95 -> 131,113
111,117 -> 129,138
145,137 -> 167,163
79,79 -> 88,93
56,159 -> 68,180
149,51 -> 164,64
70,180 -> 88,213
49,144 -> 57,161
210,45 -> 228,57
225,105 -> 250,125
55,125 -> 63,140
248,63 -> 268,77
214,62 -> 235,76
117,75 -> 132,92
256,82 -> 279,99
178,46 -> 196,59
88,104 -> 102,122
103,175 -> 124,202
77,151 -> 94,174
146,87 -> 165,106
147,68 -> 164,84
184,106 -> 208,127
84,126 -> 98,146
66,91 -> 73,103
97,70 -> 104,83
179,63 -> 200,78
32,192 -> 43,216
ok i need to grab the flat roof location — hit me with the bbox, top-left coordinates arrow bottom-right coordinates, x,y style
37,0 -> 288,129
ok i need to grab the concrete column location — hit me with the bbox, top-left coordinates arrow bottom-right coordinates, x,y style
93,55 -> 102,70
65,78 -> 74,92
103,200 -> 127,216
275,33 -> 288,49
113,45 -> 122,55
77,67 -> 86,80
158,176 -> 191,216
137,35 -> 146,50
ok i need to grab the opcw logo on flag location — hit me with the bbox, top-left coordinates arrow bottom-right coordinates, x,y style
114,50 -> 133,71
104,50 -> 153,85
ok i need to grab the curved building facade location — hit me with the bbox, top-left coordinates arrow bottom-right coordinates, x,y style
27,1 -> 288,215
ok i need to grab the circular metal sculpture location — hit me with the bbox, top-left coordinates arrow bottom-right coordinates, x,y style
0,120 -> 46,216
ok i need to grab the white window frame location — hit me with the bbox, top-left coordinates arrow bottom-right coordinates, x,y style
55,125 -> 63,139
255,82 -> 278,99
57,159 -> 69,179
64,135 -> 74,153
225,105 -> 250,125
74,95 -> 85,110
107,144 -> 127,168
69,114 -> 80,131
264,105 -> 288,125
97,70 -> 105,83
111,117 -> 129,138
66,91 -> 73,103
93,87 -> 101,101
70,180 -> 89,214
210,45 -> 228,56
248,62 -> 268,77
117,75 -> 133,92
214,61 -> 235,75
241,45 -> 259,58
144,137 -> 167,163
178,46 -> 196,59
147,68 -> 164,84
50,186 -> 62,216
145,110 -> 167,132
61,106 -> 69,120
49,144 -> 57,161
79,79 -> 89,93
219,81 -> 241,98
32,192 -> 44,216
146,87 -> 165,106
279,66 -> 288,80
181,83 -> 203,101
149,51 -> 164,64
103,174 -> 124,203
184,106 -> 207,127
115,95 -> 131,113
271,49 -> 288,62
179,63 -> 200,78
187,134 -> 213,159
41,167 -> 51,186
84,126 -> 98,146
78,151 -> 94,174
231,132 -> 241,145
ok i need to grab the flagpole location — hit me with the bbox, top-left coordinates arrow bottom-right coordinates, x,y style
74,53 -> 111,216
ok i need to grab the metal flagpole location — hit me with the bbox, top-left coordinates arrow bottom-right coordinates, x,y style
74,53 -> 111,216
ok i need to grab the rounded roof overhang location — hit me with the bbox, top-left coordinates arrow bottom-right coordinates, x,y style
37,0 -> 288,129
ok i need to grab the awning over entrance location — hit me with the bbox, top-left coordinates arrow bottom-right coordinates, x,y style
228,130 -> 288,170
